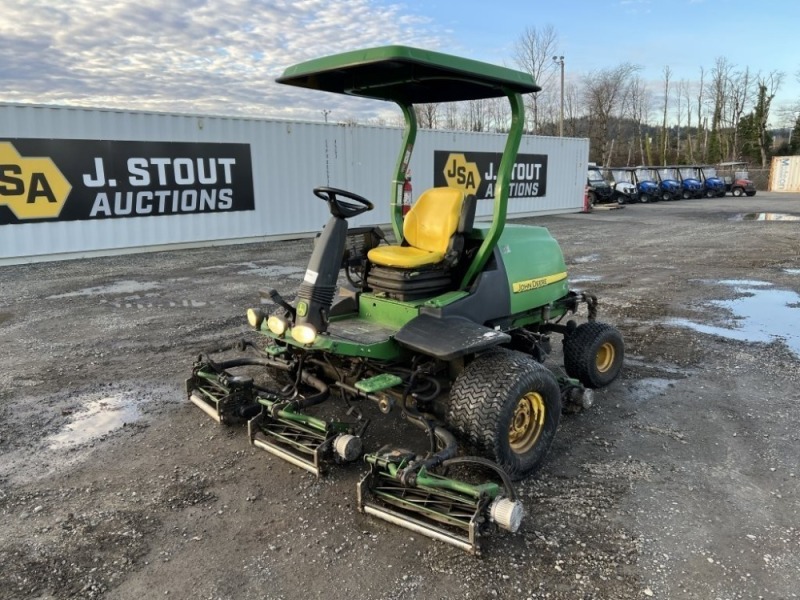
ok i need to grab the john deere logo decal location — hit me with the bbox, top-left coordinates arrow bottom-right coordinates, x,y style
512,272 -> 567,293
435,150 -> 548,199
0,139 -> 255,226
0,142 -> 71,219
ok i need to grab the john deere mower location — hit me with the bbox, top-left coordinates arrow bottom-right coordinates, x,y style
186,46 -> 624,554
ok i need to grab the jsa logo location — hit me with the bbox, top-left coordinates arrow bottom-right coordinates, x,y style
0,142 -> 71,220
443,153 -> 482,195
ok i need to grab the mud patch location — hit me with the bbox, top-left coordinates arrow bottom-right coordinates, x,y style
570,275 -> 602,284
0,311 -> 11,324
234,263 -> 305,278
625,377 -> 677,403
47,280 -> 161,299
573,253 -> 600,264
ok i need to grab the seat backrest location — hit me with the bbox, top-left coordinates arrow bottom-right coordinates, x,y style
403,187 -> 465,254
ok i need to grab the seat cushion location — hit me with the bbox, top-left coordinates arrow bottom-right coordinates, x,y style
367,245 -> 445,268
403,187 -> 465,254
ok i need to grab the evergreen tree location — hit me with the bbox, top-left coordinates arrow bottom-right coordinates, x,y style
791,115 -> 800,154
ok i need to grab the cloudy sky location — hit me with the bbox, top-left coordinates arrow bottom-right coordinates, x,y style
3,0 -> 799,125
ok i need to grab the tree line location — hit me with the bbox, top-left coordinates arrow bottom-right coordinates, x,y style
399,25 -> 797,168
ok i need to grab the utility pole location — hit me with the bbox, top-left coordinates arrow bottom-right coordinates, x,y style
552,56 -> 565,137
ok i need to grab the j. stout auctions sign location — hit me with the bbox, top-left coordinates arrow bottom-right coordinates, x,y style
0,139 -> 254,225
433,151 -> 547,199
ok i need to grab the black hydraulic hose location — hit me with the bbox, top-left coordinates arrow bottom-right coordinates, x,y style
287,370 -> 330,410
213,357 -> 291,371
441,456 -> 518,501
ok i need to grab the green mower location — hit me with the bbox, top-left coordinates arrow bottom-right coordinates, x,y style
187,46 -> 624,554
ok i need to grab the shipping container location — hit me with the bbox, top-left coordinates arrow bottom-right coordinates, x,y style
1,103 -> 588,264
769,156 -> 800,192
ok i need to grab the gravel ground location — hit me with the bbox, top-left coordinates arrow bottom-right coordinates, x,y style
1,193 -> 799,599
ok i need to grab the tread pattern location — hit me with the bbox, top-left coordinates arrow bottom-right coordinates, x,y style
563,321 -> 624,388
447,349 -> 561,479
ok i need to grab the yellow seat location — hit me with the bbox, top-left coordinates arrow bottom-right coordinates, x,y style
368,187 -> 465,269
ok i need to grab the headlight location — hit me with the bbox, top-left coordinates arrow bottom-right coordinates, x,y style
291,323 -> 317,345
266,314 -> 289,336
246,308 -> 265,330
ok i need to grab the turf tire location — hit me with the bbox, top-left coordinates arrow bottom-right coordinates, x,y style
447,349 -> 561,480
563,322 -> 624,389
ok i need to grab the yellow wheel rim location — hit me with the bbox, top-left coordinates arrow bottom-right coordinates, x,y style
508,392 -> 546,454
596,342 -> 616,373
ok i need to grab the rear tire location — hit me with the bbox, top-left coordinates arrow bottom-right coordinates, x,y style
447,349 -> 561,480
563,322 -> 624,389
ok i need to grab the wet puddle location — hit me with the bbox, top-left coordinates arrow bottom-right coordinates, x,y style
730,212 -> 800,221
47,394 -> 143,449
669,280 -> 800,356
784,268 -> 800,275
570,275 -> 602,284
573,253 -> 600,264
0,311 -> 11,324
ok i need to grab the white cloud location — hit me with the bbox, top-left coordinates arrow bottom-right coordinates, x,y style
1,0 -> 446,121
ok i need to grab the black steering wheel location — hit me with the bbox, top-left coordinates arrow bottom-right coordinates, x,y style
313,186 -> 374,219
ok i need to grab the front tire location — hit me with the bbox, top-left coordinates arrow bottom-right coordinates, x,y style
447,349 -> 561,480
732,187 -> 744,197
563,322 -> 624,388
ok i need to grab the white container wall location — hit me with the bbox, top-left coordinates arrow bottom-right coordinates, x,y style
0,103 -> 588,264
769,156 -> 800,192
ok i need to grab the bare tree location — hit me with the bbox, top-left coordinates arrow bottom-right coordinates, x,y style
442,102 -> 460,130
661,65 -> 671,165
728,67 -> 752,160
696,67 -> 705,161
582,63 -> 641,164
683,80 -> 695,162
626,75 -> 651,164
674,79 -> 687,161
485,97 -> 510,132
414,103 -> 439,129
708,57 -> 733,162
563,81 -> 580,137
463,99 -> 489,132
512,24 -> 559,133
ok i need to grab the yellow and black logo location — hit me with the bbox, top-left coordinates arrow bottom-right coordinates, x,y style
0,142 -> 71,220
443,153 -> 482,195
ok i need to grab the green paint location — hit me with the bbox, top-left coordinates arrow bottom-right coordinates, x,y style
368,457 -> 500,500
276,46 -> 540,104
355,373 -> 404,393
460,91 -> 525,289
422,291 -> 469,308
488,224 -> 570,314
392,105 -> 416,242
358,294 -> 419,329
256,396 -> 328,433
259,326 -> 403,360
